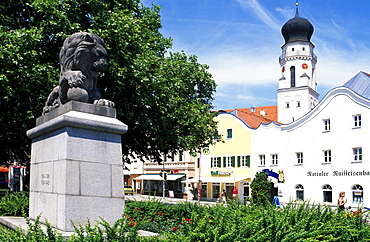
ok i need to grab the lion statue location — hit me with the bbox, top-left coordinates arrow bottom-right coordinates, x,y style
42,32 -> 114,114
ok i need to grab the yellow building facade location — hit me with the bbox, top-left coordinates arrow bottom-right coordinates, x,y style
199,112 -> 252,203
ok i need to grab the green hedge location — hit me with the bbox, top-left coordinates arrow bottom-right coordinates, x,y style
0,195 -> 369,241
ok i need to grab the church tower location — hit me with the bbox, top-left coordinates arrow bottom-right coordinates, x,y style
277,3 -> 319,124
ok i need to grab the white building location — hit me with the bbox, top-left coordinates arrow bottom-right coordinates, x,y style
252,6 -> 370,208
253,72 -> 370,208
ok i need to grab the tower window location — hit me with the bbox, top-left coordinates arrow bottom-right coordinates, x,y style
290,66 -> 296,87
292,48 -> 294,51
302,47 -> 305,51
286,102 -> 290,108
297,101 -> 300,107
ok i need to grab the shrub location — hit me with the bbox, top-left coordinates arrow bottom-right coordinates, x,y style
0,191 -> 29,216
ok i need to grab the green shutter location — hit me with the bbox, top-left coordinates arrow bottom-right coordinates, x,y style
223,157 -> 226,167
232,156 -> 235,167
210,157 -> 213,168
247,155 -> 250,167
217,157 -> 221,167
237,156 -> 241,167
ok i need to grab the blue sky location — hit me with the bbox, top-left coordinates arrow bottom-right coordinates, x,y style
141,0 -> 370,110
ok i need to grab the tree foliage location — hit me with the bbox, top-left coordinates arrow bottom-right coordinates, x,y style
250,171 -> 271,206
0,0 -> 218,165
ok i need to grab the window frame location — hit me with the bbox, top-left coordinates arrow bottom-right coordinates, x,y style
259,154 -> 266,166
322,184 -> 332,203
323,150 -> 331,163
239,155 -> 250,167
226,128 -> 233,139
352,184 -> 363,203
323,119 -> 330,132
295,184 -> 304,201
353,147 -> 362,162
296,152 -> 303,164
226,156 -> 234,168
271,154 -> 278,165
211,157 -> 221,168
353,114 -> 361,128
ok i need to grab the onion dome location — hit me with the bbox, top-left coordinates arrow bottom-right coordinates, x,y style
281,8 -> 314,44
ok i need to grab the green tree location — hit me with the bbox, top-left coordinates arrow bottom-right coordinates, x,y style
0,0 -> 218,165
250,171 -> 271,206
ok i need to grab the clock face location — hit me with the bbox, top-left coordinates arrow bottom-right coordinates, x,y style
302,63 -> 308,69
282,66 -> 285,72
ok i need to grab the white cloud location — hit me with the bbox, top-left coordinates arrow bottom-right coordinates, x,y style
235,0 -> 281,30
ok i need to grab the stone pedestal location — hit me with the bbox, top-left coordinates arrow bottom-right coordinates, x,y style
27,101 -> 128,232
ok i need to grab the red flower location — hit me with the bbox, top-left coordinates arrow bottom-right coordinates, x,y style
129,217 -> 133,220
172,227 -> 178,232
184,218 -> 192,223
130,221 -> 137,226
156,212 -> 165,215
125,215 -> 129,217
133,209 -> 139,212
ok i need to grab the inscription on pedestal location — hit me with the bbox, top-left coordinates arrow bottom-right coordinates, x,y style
41,174 -> 50,186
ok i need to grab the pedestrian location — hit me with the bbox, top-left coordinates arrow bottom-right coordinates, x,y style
221,189 -> 227,203
338,191 -> 347,211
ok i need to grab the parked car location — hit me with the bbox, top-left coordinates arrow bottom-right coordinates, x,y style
124,185 -> 133,195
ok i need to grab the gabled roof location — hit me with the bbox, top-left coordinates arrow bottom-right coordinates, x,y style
218,106 -> 278,129
343,71 -> 370,100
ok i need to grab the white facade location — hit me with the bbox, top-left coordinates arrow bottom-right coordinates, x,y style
253,83 -> 370,208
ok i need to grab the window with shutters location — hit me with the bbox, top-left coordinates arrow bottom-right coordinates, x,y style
238,155 -> 250,167
211,157 -> 221,168
224,156 -> 235,168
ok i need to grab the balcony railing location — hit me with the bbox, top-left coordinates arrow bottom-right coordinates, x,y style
279,51 -> 317,62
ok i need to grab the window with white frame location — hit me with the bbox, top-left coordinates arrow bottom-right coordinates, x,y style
240,155 -> 250,167
353,114 -> 361,128
323,150 -> 331,163
211,157 -> 221,168
353,147 -> 362,162
271,154 -> 278,165
296,152 -> 303,164
323,119 -> 330,132
295,184 -> 304,201
227,128 -> 233,139
259,155 -> 265,166
322,184 -> 332,202
226,156 -> 234,168
352,184 -> 363,203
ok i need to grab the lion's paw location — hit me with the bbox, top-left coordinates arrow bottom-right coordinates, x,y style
93,99 -> 115,108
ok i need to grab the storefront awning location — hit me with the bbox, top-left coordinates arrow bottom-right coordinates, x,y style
167,174 -> 185,181
133,174 -> 162,181
133,174 -> 185,181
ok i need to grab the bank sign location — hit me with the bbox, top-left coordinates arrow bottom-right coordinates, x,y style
307,170 -> 370,177
211,171 -> 231,176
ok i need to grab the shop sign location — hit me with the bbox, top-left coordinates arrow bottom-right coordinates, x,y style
307,170 -> 370,177
211,171 -> 231,176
